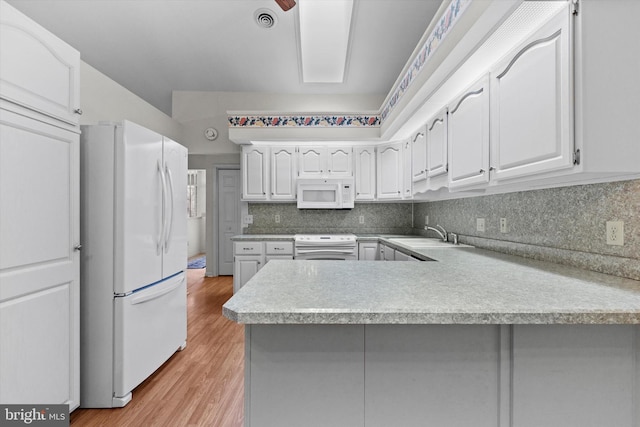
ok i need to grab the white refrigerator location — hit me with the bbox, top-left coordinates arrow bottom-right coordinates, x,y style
79,121 -> 188,407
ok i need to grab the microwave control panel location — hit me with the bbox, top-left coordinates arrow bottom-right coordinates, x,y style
342,184 -> 352,203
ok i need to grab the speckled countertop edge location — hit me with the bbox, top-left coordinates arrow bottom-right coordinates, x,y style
224,234 -> 640,325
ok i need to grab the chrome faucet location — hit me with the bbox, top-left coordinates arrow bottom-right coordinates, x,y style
425,224 -> 447,242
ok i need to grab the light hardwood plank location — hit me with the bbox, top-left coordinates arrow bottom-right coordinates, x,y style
71,270 -> 244,426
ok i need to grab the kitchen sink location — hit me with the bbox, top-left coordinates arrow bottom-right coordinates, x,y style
387,238 -> 471,248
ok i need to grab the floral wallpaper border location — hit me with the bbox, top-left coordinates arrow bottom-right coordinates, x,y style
228,114 -> 380,128
227,0 -> 470,129
380,0 -> 471,122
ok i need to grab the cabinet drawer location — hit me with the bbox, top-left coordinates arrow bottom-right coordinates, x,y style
265,241 -> 293,255
234,242 -> 263,255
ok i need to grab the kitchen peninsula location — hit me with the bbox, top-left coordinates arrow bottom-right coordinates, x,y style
224,244 -> 640,427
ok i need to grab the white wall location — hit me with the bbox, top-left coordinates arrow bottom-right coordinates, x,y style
80,61 -> 184,142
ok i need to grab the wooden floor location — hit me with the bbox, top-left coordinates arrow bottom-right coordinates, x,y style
71,270 -> 244,427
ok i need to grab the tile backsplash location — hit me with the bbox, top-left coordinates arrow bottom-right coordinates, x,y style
413,179 -> 640,281
246,202 -> 413,235
245,179 -> 639,281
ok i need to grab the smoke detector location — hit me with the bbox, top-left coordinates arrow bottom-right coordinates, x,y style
255,8 -> 278,29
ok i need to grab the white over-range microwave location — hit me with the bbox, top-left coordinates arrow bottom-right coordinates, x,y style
297,178 -> 354,209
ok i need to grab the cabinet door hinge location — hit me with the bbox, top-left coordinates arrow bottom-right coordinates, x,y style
572,0 -> 579,16
573,149 -> 581,165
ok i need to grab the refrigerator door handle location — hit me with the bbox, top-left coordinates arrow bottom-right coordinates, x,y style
157,160 -> 167,255
130,275 -> 185,305
164,163 -> 175,253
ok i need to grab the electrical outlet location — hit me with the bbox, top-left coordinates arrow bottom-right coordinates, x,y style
359,215 -> 365,224
425,215 -> 429,225
244,215 -> 253,225
476,218 -> 485,232
274,214 -> 280,224
500,218 -> 508,233
606,221 -> 624,246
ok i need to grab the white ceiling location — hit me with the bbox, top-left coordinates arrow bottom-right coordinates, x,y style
7,0 -> 443,116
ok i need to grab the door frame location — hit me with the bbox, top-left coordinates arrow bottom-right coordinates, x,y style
206,163 -> 240,277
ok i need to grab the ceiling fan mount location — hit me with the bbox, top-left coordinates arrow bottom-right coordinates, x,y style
275,0 -> 297,12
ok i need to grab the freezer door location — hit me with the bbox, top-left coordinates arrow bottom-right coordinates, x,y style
113,272 -> 186,401
162,137 -> 188,278
115,121 -> 164,294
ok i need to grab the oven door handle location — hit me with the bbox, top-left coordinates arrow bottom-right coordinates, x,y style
295,249 -> 356,254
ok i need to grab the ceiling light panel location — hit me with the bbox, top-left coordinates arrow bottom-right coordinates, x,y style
298,0 -> 354,83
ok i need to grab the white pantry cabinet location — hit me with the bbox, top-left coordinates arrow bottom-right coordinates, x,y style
448,76 -> 490,190
376,142 -> 403,200
242,145 -> 269,200
270,146 -> 297,200
0,1 -> 80,410
298,146 -> 353,178
489,8 -> 573,183
354,146 -> 377,201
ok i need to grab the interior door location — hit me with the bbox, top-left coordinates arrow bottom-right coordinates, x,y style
116,121 -> 163,294
218,169 -> 241,275
0,109 -> 80,407
162,137 -> 188,278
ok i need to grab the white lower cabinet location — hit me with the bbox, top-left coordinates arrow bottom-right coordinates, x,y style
381,245 -> 395,261
358,242 -> 379,260
265,241 -> 293,263
393,251 -> 419,261
233,242 -> 264,293
234,240 -> 293,292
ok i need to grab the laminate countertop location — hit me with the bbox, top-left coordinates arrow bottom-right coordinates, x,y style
223,245 -> 640,325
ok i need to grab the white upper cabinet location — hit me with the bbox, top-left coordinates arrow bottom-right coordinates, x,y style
0,2 -> 80,127
270,146 -> 297,200
489,8 -> 572,183
402,139 -> 412,199
326,147 -> 353,176
242,146 -> 269,200
298,146 -> 325,177
354,146 -> 376,201
426,108 -> 448,179
298,146 -> 353,178
376,142 -> 403,200
448,76 -> 490,190
411,126 -> 427,183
